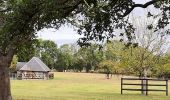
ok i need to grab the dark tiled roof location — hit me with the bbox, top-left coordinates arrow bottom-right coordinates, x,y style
19,57 -> 50,72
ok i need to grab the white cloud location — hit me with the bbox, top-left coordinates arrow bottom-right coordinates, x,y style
37,27 -> 81,40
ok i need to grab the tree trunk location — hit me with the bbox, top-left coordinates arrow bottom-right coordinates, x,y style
0,56 -> 13,100
106,71 -> 111,79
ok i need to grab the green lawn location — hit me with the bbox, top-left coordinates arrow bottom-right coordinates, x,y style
12,72 -> 170,100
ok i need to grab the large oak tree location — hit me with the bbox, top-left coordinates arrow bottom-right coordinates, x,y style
0,0 -> 169,99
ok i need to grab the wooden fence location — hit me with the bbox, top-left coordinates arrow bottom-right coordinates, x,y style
121,78 -> 168,96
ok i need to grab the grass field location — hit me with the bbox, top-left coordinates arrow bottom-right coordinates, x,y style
12,72 -> 170,100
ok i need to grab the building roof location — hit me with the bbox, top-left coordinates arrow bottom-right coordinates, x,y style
19,57 -> 50,72
16,62 -> 27,71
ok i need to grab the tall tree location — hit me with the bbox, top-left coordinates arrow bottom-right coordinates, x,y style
36,39 -> 58,69
99,41 -> 125,78
56,44 -> 74,71
75,44 -> 103,72
120,13 -> 168,77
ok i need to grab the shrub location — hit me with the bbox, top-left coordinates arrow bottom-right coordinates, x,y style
49,73 -> 54,79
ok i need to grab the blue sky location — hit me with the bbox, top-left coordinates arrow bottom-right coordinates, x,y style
37,0 -> 165,47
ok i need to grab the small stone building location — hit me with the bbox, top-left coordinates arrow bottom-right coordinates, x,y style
16,57 -> 50,80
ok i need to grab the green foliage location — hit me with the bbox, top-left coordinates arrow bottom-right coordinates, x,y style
16,39 -> 58,69
17,40 -> 39,62
0,0 -> 169,65
0,0 -> 168,55
36,39 -> 58,69
54,43 -> 104,72
99,60 -> 119,74
56,44 -> 74,71
2,0 -> 168,76
48,73 -> 54,79
121,47 -> 156,77
14,39 -> 170,79
74,44 -> 103,72
10,55 -> 18,71
154,53 -> 170,78
96,41 -> 125,78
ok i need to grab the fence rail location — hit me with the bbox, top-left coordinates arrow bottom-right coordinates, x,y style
121,78 -> 168,96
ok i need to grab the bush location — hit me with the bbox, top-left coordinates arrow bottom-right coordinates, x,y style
49,73 -> 54,79
155,64 -> 170,78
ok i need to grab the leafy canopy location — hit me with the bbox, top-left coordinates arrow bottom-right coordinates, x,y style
0,0 -> 169,57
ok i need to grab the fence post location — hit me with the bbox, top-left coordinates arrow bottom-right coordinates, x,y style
121,78 -> 123,94
166,80 -> 168,96
146,79 -> 148,95
141,79 -> 144,94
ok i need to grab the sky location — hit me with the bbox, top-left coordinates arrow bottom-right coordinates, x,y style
37,0 -> 169,48
37,27 -> 80,47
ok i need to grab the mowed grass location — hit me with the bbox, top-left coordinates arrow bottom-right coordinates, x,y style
11,72 -> 170,100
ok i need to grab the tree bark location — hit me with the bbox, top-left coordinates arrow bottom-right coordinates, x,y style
0,56 -> 13,100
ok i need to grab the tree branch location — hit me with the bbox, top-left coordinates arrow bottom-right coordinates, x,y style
122,0 -> 157,17
0,8 -> 10,12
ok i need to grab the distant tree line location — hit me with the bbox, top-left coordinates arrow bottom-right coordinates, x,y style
10,39 -> 170,79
